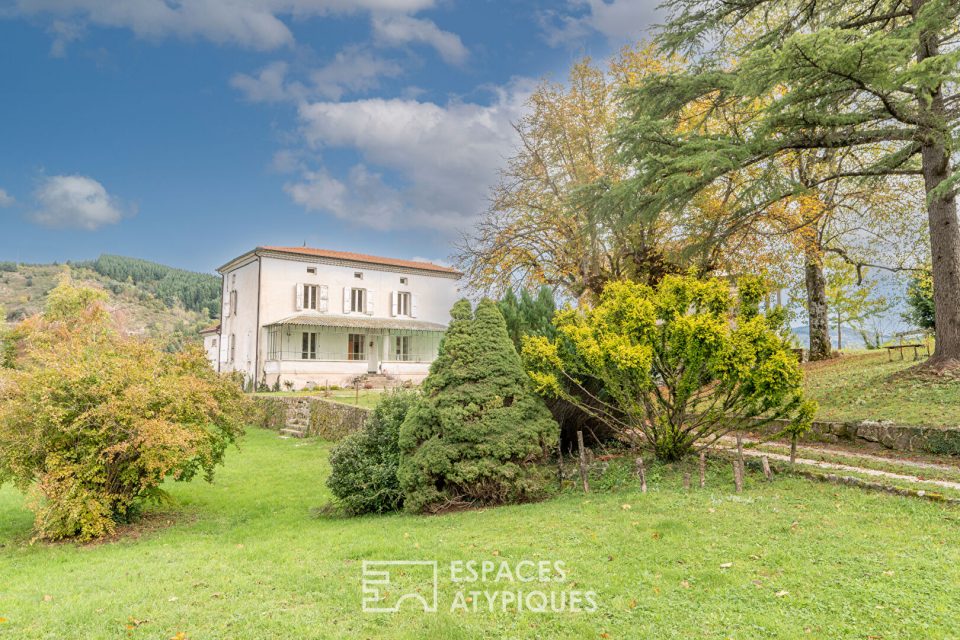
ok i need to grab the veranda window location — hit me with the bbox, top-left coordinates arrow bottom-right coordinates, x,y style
301,332 -> 317,360
347,333 -> 365,360
395,336 -> 410,361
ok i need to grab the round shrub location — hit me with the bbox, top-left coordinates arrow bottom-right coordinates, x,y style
326,389 -> 418,515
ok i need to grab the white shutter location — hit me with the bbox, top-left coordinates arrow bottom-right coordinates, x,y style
391,291 -> 398,317
319,285 -> 329,313
223,293 -> 230,318
411,294 -> 419,318
343,287 -> 351,314
366,289 -> 376,315
295,284 -> 304,311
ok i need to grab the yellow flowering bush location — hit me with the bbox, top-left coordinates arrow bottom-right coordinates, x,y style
523,275 -> 815,461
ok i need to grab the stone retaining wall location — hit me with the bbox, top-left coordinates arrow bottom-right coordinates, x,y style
251,395 -> 371,440
753,418 -> 960,456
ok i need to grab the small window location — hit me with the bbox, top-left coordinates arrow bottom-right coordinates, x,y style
229,334 -> 236,362
354,272 -> 363,280
400,277 -> 408,285
351,288 -> 366,313
301,332 -> 317,360
347,334 -> 365,360
307,267 -> 317,275
395,336 -> 410,361
229,290 -> 238,316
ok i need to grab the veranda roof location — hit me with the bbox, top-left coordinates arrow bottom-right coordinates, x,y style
265,313 -> 447,334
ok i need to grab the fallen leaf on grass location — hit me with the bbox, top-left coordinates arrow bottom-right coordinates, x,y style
883,570 -> 895,577
42,595 -> 53,602
0,618 -> 7,623
651,531 -> 662,541
628,599 -> 637,609
720,563 -> 733,569
680,580 -> 691,589
775,590 -> 789,597
621,504 -> 632,510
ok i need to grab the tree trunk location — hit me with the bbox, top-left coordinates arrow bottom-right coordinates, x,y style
836,307 -> 842,351
915,0 -> 960,365
805,251 -> 832,360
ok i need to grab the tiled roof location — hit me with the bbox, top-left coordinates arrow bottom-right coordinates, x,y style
265,313 -> 447,333
199,323 -> 221,335
259,246 -> 461,275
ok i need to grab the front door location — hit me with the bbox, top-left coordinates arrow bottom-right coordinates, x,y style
368,336 -> 380,373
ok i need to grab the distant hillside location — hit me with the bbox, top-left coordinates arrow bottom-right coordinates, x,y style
0,256 -> 221,350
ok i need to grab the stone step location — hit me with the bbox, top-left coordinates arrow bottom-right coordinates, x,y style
279,428 -> 307,438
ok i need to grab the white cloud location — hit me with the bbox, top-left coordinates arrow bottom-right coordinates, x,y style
231,61 -> 303,102
0,189 -> 14,207
285,79 -> 534,231
15,0 -> 439,51
542,0 -> 659,46
231,46 -> 403,103
371,14 -> 468,65
29,175 -> 133,230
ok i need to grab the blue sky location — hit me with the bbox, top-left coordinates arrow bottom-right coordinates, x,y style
0,0 -> 659,273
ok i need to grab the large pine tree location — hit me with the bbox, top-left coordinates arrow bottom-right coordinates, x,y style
397,299 -> 558,513
616,0 -> 960,365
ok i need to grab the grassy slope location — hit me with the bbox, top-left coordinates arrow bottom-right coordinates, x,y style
803,350 -> 960,426
0,264 -> 213,340
1,429 -> 958,639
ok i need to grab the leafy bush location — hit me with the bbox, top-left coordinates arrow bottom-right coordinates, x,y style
905,270 -> 935,331
398,299 -> 559,513
524,275 -> 815,461
0,276 -> 248,541
327,390 -> 418,515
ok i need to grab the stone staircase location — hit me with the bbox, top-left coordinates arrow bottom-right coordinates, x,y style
278,398 -> 312,438
352,373 -> 405,389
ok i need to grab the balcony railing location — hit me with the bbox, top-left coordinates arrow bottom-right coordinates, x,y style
266,350 -> 432,363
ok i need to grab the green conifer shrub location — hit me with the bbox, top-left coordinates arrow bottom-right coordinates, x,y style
398,299 -> 559,513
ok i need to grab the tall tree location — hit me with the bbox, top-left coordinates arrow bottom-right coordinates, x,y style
619,0 -> 960,366
458,45 -> 783,301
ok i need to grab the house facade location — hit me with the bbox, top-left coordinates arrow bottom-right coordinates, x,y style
214,246 -> 461,388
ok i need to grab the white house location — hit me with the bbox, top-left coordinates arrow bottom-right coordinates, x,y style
213,246 -> 461,388
200,323 -> 220,366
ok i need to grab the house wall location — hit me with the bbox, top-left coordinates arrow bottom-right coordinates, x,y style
218,250 -> 460,389
218,257 -> 261,384
254,255 -> 458,386
202,333 -> 219,369
256,255 -> 460,327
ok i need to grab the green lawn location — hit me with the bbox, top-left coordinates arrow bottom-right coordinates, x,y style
803,350 -> 960,426
2,428 -> 959,639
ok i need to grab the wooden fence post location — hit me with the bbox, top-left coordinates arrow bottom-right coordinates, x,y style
699,452 -> 706,488
576,431 -> 590,494
636,457 -> 647,493
761,456 -> 773,480
556,443 -> 565,490
733,460 -> 743,493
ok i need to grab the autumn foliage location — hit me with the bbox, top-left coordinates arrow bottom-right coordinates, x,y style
0,275 -> 247,541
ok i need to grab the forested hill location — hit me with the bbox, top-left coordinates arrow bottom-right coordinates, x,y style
79,254 -> 221,316
0,255 -> 220,350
